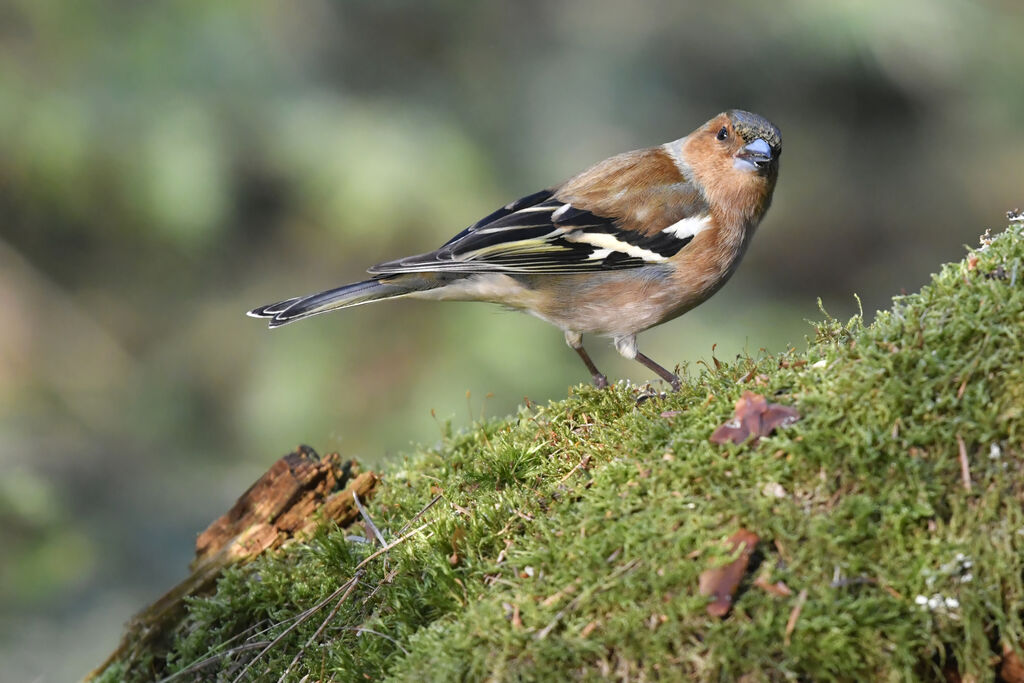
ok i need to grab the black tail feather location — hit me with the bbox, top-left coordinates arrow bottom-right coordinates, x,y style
247,279 -> 412,328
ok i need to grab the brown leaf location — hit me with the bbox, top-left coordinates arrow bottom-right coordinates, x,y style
753,561 -> 790,598
1002,642 -> 1024,683
710,391 -> 801,446
753,570 -> 793,598
449,526 -> 466,566
698,529 -> 760,617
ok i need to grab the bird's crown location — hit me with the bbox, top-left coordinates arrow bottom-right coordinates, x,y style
727,110 -> 782,153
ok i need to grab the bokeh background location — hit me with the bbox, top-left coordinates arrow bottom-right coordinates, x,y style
2,1 -> 1022,679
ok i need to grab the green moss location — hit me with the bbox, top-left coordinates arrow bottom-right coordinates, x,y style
107,225 -> 1024,682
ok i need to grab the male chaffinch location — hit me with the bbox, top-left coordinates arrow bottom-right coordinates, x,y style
249,110 -> 782,391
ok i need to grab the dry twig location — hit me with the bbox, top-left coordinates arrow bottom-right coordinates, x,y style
535,559 -> 640,640
956,434 -> 972,493
277,569 -> 367,683
784,589 -> 809,646
230,519 -> 434,682
354,490 -> 387,547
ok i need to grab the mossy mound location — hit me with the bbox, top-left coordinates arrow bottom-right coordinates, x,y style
102,224 -> 1024,682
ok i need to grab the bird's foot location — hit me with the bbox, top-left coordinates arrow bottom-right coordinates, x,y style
592,373 -> 609,389
634,388 -> 667,406
634,376 -> 680,406
635,392 -> 657,406
634,352 -> 682,394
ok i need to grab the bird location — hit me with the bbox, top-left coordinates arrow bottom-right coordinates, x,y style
248,110 -> 781,391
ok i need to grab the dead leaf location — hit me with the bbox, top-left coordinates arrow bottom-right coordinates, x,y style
753,571 -> 793,598
698,528 -> 760,617
761,482 -> 788,499
448,526 -> 466,566
710,391 -> 801,446
1002,642 -> 1024,683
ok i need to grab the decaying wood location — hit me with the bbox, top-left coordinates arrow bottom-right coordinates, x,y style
86,445 -> 379,682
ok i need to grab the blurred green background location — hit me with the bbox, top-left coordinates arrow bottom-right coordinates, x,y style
1,0 -> 1022,679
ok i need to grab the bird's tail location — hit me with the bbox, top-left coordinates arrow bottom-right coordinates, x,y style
247,276 -> 433,328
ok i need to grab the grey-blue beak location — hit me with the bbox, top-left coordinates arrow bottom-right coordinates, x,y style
736,137 -> 773,168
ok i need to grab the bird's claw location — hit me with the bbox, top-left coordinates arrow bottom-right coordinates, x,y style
634,389 -> 667,406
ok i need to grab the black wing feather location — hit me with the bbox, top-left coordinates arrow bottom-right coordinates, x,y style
439,189 -> 555,248
367,189 -> 697,275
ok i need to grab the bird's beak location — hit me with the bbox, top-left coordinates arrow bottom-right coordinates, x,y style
735,138 -> 774,170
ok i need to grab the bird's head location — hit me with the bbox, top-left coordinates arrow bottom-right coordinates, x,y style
725,109 -> 781,175
679,110 -> 782,220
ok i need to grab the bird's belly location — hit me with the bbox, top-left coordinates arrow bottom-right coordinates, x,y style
408,255 -> 740,339
548,296 -> 683,337
528,268 -> 723,337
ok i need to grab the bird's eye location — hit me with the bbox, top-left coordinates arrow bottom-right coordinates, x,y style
716,127 -> 729,141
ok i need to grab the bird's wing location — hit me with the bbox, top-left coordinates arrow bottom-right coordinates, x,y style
368,155 -> 712,276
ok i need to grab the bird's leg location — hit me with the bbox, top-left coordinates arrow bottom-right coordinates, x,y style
614,335 -> 681,393
575,346 -> 609,389
635,352 -> 682,392
565,331 -> 608,388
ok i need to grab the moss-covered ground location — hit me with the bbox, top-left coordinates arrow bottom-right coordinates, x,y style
103,224 -> 1024,682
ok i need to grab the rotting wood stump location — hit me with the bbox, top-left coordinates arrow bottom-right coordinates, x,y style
86,445 -> 379,681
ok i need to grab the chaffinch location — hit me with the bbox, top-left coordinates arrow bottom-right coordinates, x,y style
249,110 -> 782,391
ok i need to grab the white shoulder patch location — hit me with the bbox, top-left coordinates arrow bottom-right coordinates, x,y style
662,214 -> 712,240
565,232 -> 665,263
551,204 -> 571,221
